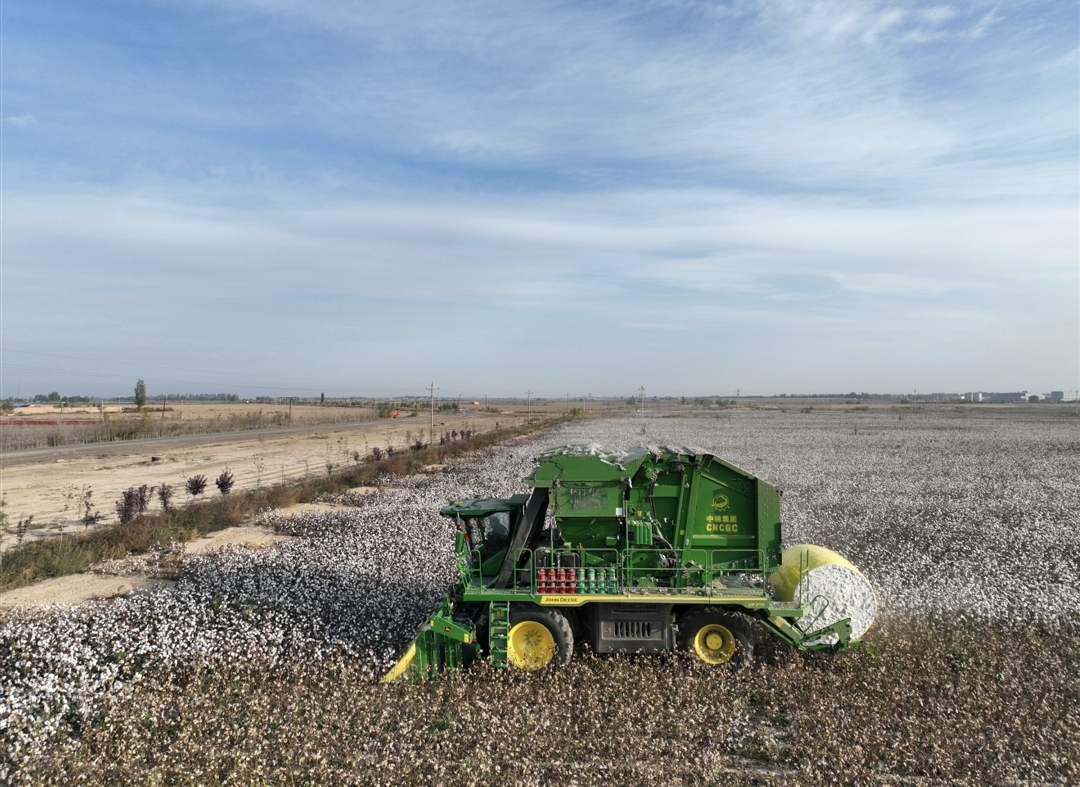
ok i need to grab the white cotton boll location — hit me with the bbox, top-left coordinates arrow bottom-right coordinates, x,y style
789,563 -> 877,644
769,545 -> 877,643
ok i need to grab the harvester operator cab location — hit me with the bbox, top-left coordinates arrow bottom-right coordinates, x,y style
440,495 -> 531,574
463,511 -> 512,561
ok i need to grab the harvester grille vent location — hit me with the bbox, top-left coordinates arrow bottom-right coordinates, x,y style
613,620 -> 652,639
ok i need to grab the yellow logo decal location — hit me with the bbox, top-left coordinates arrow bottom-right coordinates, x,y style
711,493 -> 730,511
540,596 -> 582,605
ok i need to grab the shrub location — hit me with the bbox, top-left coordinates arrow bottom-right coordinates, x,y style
82,489 -> 103,527
186,475 -> 208,499
157,483 -> 174,513
215,470 -> 235,496
116,485 -> 151,525
16,515 -> 32,545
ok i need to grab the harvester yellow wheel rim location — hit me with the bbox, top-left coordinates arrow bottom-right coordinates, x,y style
508,621 -> 556,670
693,623 -> 736,665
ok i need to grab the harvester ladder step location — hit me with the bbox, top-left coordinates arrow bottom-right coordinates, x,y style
488,601 -> 510,668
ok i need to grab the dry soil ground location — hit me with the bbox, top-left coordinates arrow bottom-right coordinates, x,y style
0,525 -> 298,610
0,501 -> 346,609
0,410 -> 509,549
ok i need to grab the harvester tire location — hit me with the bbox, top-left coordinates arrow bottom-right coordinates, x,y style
508,606 -> 573,670
679,608 -> 753,666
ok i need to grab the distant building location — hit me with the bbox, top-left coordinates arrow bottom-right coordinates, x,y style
987,391 -> 1029,403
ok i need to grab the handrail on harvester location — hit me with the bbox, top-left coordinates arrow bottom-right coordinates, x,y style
457,545 -> 770,597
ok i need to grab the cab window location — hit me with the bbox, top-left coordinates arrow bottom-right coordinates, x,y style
466,511 -> 512,560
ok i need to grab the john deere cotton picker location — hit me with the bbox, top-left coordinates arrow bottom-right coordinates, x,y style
384,445 -> 876,681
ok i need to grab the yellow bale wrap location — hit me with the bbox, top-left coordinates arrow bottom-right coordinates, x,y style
771,544 -> 865,601
771,544 -> 876,642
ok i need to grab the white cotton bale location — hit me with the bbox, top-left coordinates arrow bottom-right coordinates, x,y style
771,545 -> 877,644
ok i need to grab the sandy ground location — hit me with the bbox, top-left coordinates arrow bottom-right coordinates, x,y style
0,511 -> 321,610
1,399 -> 595,426
0,525 -> 291,610
0,575 -> 178,610
2,401 -> 375,427
0,409 -> 521,549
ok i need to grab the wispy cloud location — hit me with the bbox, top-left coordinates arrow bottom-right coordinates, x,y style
1,0 -> 1076,396
6,112 -> 36,126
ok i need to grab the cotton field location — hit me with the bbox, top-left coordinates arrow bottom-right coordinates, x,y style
549,410 -> 1080,624
2,408 -> 1079,785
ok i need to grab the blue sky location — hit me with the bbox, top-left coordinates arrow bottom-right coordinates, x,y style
2,0 -> 1077,398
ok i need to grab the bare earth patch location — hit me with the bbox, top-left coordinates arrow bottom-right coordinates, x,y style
183,525 -> 294,555
0,574 -> 175,610
0,409 -> 508,549
1,521 -> 299,610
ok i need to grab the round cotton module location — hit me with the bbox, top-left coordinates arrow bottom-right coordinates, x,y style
771,544 -> 877,645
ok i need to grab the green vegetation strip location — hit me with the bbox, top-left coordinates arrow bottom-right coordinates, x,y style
0,416 -> 573,593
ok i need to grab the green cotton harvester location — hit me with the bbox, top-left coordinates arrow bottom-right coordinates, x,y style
384,445 -> 876,680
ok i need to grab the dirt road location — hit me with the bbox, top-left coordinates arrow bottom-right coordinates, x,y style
0,410 -> 513,549
4,419 -> 444,461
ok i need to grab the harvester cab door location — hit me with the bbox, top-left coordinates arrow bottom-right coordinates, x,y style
465,511 -> 514,573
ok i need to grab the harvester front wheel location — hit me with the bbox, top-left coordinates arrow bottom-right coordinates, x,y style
679,608 -> 753,666
507,607 -> 573,670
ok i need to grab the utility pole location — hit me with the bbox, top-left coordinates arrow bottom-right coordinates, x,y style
638,386 -> 645,418
429,382 -> 435,443
736,388 -> 740,398
566,392 -> 570,414
527,390 -> 532,421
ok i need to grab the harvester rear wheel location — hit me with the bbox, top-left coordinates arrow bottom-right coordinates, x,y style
508,606 -> 573,670
679,608 -> 753,666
